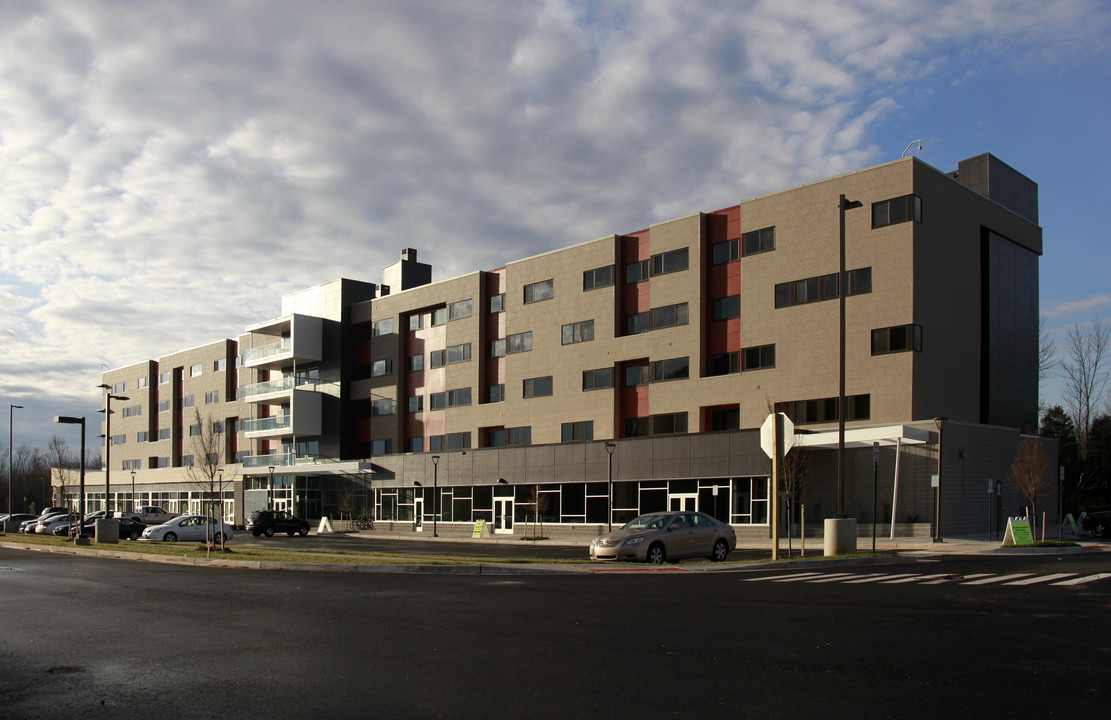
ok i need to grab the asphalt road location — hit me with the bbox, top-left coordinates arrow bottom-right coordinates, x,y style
1,549 -> 1107,719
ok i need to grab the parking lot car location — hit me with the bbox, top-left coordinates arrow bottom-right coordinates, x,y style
589,511 -> 737,564
141,515 -> 234,543
246,510 -> 311,537
54,516 -> 148,541
2,513 -> 36,529
1081,510 -> 1111,538
22,512 -> 68,534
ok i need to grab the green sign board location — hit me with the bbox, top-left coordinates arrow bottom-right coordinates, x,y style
1003,518 -> 1034,547
472,520 -> 486,538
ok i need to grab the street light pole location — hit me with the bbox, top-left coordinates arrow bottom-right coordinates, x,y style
430,455 -> 440,537
98,385 -> 129,516
604,442 -> 616,532
933,416 -> 948,543
54,415 -> 86,544
267,466 -> 276,509
837,194 -> 863,518
130,469 -> 136,512
8,404 -> 22,516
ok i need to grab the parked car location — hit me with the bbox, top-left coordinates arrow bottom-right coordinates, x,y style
115,506 -> 178,525
21,512 -> 67,534
2,513 -> 37,528
35,514 -> 75,535
589,511 -> 737,564
1081,510 -> 1111,538
54,517 -> 148,541
246,510 -> 311,537
141,515 -> 234,543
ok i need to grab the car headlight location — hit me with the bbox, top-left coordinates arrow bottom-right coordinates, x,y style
622,536 -> 647,546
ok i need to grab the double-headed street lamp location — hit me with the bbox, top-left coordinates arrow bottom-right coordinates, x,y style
54,415 -> 86,543
8,404 -> 22,516
130,469 -> 137,512
98,385 -> 129,515
837,194 -> 863,519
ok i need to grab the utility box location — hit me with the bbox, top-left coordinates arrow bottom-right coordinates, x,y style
94,518 -> 120,544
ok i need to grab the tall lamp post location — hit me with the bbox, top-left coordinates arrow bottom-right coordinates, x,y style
604,442 -> 616,531
430,455 -> 440,537
933,417 -> 947,543
54,415 -> 86,544
267,465 -> 276,509
837,194 -> 863,518
8,404 -> 22,516
130,469 -> 136,512
97,385 -> 129,516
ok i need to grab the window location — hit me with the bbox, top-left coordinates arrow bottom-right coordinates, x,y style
431,307 -> 449,326
742,227 -> 775,256
491,331 -> 533,357
153,457 -> 169,468
408,437 -> 423,453
371,398 -> 394,416
488,384 -> 505,403
157,400 -> 169,413
651,248 -> 689,276
408,396 -> 423,413
372,318 -> 394,337
431,344 -> 472,368
489,293 -> 505,313
449,299 -> 472,320
651,303 -> 688,330
137,431 -> 149,443
122,405 -> 142,418
710,352 -> 740,376
214,358 -> 226,373
626,259 -> 649,284
625,416 -> 650,437
409,314 -> 423,332
447,432 -> 471,451
582,368 -> 613,391
709,407 -> 739,431
122,459 -> 141,471
625,364 -> 649,387
371,439 -> 392,456
583,265 -> 614,291
408,354 -> 424,372
111,434 -> 126,446
183,395 -> 195,408
651,412 -> 688,435
429,350 -> 445,368
712,239 -> 739,265
524,279 -> 554,304
137,377 -> 149,389
872,324 -> 922,355
561,320 -> 594,345
775,268 -> 872,308
626,311 -> 650,335
190,363 -> 202,377
230,418 -> 240,434
181,455 -> 194,467
872,194 -> 922,229
488,427 -> 532,447
775,394 -> 871,425
651,357 -> 690,382
371,359 -> 393,377
205,391 -> 219,404
523,376 -> 553,398
712,296 -> 740,321
158,428 -> 170,441
111,382 -> 126,394
561,421 -> 594,443
431,388 -> 472,409
158,372 -> 171,385
742,344 -> 776,371
188,424 -> 202,437
213,421 -> 225,434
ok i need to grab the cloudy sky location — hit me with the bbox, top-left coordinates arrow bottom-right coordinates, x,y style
2,0 -> 1109,449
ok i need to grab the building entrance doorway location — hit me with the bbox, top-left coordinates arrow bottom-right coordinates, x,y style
669,494 -> 697,512
494,497 -> 514,534
414,498 -> 425,531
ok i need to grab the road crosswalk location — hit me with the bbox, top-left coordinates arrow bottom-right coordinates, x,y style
741,570 -> 1111,587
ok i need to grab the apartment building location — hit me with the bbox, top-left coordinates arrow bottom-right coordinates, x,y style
80,153 -> 1050,537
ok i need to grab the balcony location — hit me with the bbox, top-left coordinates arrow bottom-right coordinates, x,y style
243,415 -> 291,440
242,452 -> 320,468
240,376 -> 318,402
241,314 -> 324,369
241,338 -> 292,365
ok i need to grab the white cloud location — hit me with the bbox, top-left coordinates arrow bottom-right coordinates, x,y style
1,0 -> 1108,444
1045,295 -> 1111,320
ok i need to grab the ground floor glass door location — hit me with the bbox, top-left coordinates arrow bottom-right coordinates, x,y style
494,497 -> 513,534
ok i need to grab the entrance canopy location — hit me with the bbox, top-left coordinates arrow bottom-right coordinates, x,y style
792,424 -> 931,450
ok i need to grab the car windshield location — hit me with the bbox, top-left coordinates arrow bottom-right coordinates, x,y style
621,514 -> 672,531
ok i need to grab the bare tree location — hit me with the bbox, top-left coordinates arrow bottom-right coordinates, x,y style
1060,319 -> 1110,491
45,436 -> 77,513
780,437 -> 810,556
185,408 -> 233,554
1010,436 -> 1052,538
1039,316 -> 1058,383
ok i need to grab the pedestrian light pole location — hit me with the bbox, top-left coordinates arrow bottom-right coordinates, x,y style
604,442 -> 616,531
98,385 -> 129,516
8,404 -> 22,516
54,415 -> 86,544
431,455 -> 440,537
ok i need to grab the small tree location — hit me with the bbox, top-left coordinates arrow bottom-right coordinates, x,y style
46,436 -> 77,512
185,408 -> 233,554
1010,436 -> 1052,537
780,437 -> 810,556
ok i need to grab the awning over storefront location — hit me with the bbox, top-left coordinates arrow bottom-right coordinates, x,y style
793,425 -> 931,450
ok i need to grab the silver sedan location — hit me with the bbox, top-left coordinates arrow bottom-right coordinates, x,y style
589,511 -> 736,564
141,515 -> 235,543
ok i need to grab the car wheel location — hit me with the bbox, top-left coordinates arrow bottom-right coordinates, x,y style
646,543 -> 666,564
264,527 -> 275,537
710,539 -> 729,562
213,532 -> 226,543
1093,521 -> 1108,539
164,532 -> 177,542
128,530 -> 140,541
298,526 -> 309,536
251,530 -> 261,537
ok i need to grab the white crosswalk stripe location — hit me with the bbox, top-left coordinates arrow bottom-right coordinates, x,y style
739,570 -> 1109,587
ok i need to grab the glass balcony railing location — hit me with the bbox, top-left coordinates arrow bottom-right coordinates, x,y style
242,416 -> 291,433
242,452 -> 319,468
241,338 -> 293,365
239,376 -> 319,400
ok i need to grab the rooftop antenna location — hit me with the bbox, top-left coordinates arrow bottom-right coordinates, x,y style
902,139 -> 923,158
